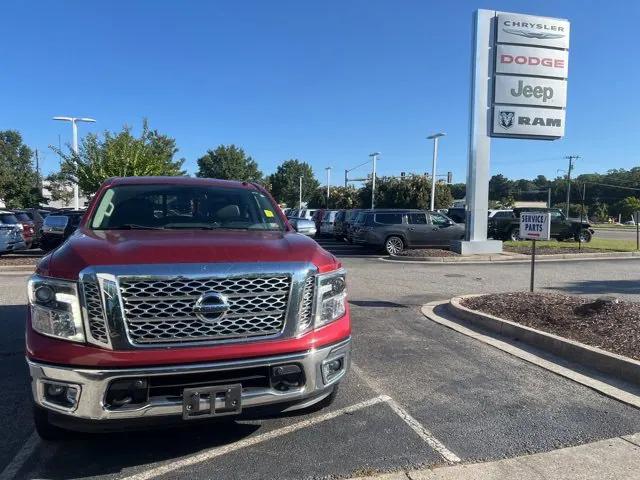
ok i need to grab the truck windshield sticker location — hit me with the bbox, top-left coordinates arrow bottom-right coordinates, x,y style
264,209 -> 274,218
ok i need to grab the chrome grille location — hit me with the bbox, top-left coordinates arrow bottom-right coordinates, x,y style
81,282 -> 110,345
119,276 -> 292,345
298,276 -> 315,331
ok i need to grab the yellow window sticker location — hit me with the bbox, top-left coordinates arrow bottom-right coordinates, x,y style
264,209 -> 274,218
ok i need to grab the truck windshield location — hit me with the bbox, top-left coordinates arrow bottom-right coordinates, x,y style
90,184 -> 285,231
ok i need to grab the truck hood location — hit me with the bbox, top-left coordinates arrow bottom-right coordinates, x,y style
40,228 -> 339,280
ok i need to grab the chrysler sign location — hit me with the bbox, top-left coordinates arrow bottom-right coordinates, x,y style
497,13 -> 570,49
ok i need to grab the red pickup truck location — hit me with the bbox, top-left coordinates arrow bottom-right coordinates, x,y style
26,176 -> 351,439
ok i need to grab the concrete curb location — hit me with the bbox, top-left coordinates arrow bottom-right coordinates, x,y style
449,295 -> 640,386
0,264 -> 36,272
383,250 -> 640,263
421,301 -> 640,410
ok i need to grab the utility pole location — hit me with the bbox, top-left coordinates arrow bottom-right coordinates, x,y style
298,176 -> 303,210
344,169 -> 348,188
547,188 -> 551,208
564,155 -> 580,217
325,167 -> 331,208
369,152 -> 380,209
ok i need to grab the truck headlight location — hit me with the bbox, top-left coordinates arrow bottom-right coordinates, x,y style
27,275 -> 85,343
314,269 -> 347,328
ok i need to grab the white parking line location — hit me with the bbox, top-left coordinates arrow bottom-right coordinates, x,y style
0,431 -> 40,480
119,395 -> 391,480
351,363 -> 461,464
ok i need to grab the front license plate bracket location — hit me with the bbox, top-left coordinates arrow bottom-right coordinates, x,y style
182,384 -> 242,419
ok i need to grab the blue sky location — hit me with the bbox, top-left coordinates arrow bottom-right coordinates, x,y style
2,0 -> 639,185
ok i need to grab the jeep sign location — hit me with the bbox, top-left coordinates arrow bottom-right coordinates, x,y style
494,76 -> 567,108
492,106 -> 566,138
495,44 -> 569,78
497,13 -> 570,49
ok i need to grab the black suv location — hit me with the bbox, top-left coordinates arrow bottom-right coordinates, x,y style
488,208 -> 594,242
352,209 -> 465,255
40,210 -> 85,252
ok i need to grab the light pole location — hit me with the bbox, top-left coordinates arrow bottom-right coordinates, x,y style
325,167 -> 331,207
427,133 -> 446,211
369,152 -> 380,209
53,116 -> 96,209
564,155 -> 580,217
299,176 -> 303,210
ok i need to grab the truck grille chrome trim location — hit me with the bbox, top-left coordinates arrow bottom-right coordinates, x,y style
298,276 -> 315,332
119,275 -> 292,345
80,282 -> 111,347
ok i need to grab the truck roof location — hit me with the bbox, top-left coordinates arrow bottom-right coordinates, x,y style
104,176 -> 258,189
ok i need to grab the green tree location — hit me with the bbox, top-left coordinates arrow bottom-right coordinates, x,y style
449,183 -> 466,200
358,175 -> 453,210
309,186 -> 360,209
0,130 -> 44,207
51,120 -> 185,195
268,159 -> 319,207
489,174 -> 512,201
45,171 -> 74,205
615,196 -> 640,221
592,202 -> 610,222
196,144 -> 262,182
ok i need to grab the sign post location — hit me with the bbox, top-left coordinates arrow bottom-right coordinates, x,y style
635,211 -> 640,251
520,212 -> 551,292
453,9 -> 571,255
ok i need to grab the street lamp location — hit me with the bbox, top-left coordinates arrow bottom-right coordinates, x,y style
325,167 -> 331,207
299,176 -> 303,210
53,116 -> 96,209
369,152 -> 380,209
427,133 -> 446,211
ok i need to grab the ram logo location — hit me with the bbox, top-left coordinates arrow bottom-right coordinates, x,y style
498,111 -> 515,129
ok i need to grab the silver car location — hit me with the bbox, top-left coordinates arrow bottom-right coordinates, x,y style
0,215 -> 27,255
353,209 -> 465,255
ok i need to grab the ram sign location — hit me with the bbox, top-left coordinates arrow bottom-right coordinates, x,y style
491,12 -> 570,140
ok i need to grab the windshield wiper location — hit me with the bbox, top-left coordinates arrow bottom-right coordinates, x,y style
107,224 -> 165,230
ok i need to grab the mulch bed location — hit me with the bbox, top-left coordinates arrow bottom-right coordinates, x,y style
397,249 -> 459,257
504,246 -> 604,255
0,251 -> 41,266
461,292 -> 640,361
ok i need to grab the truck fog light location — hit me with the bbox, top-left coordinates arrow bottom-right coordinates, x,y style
322,356 -> 345,383
35,285 -> 55,304
43,381 -> 79,409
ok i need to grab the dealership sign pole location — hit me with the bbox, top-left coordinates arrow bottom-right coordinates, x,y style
453,9 -> 570,255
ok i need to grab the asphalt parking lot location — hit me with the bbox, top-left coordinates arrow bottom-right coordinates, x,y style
2,244 -> 640,479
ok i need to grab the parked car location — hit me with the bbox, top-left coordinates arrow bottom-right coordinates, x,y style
26,176 -> 350,440
0,221 -> 27,255
0,211 -> 29,251
446,207 -> 466,224
333,210 -> 346,239
348,211 -> 368,243
320,210 -> 338,236
298,208 -> 317,221
39,211 -> 85,252
488,207 -> 594,242
488,209 -> 514,219
353,209 -> 465,255
12,210 -> 38,248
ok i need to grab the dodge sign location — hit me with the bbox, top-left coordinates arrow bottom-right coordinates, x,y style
519,212 -> 551,241
495,44 -> 569,79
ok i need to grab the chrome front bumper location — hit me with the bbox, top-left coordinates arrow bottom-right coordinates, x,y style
28,338 -> 351,421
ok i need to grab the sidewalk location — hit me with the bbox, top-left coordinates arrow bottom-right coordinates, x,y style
384,250 -> 640,263
351,433 -> 640,480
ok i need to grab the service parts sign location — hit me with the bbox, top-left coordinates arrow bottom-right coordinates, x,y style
519,212 -> 551,241
491,12 -> 570,140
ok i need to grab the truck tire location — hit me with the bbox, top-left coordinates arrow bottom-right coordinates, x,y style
33,406 -> 68,441
384,236 -> 404,255
508,228 -> 521,242
575,229 -> 592,243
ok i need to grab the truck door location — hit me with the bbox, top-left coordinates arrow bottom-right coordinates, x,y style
549,210 -> 568,237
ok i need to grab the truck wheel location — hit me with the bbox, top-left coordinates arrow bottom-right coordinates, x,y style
384,236 -> 404,255
509,228 -> 521,242
575,229 -> 592,243
33,406 -> 68,441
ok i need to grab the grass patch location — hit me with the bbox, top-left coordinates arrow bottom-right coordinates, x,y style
505,237 -> 638,252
